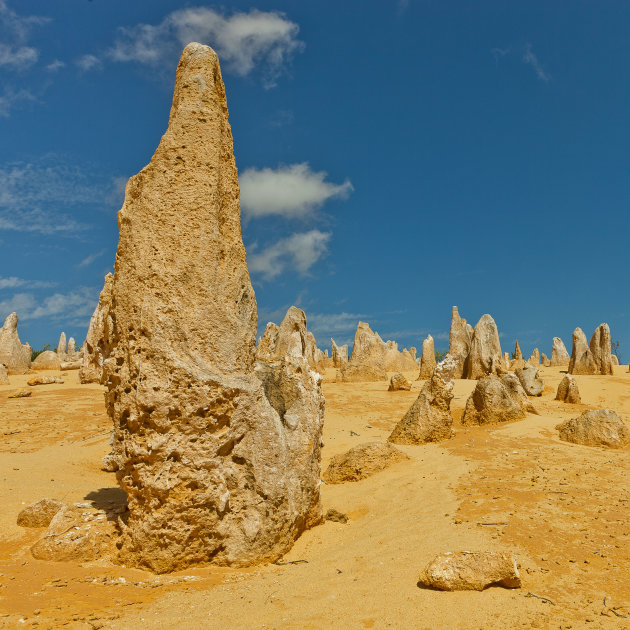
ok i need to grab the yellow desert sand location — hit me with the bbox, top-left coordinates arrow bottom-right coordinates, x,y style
1,363 -> 629,629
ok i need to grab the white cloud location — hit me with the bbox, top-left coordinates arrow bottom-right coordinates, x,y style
0,287 -> 97,322
248,230 -> 331,279
46,59 -> 65,72
0,87 -> 34,117
75,54 -> 101,72
240,163 -> 353,219
0,43 -> 38,70
0,276 -> 56,290
106,7 -> 303,87
76,249 -> 106,268
0,1 -> 48,43
523,43 -> 550,82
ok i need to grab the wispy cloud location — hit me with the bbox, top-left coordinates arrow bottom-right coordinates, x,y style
0,87 -> 34,117
75,54 -> 101,72
100,7 -> 303,88
0,43 -> 38,70
46,59 -> 65,72
76,249 -> 106,268
240,163 -> 353,220
523,43 -> 550,82
0,0 -> 49,43
248,230 -> 331,279
491,47 -> 509,66
0,287 -> 97,323
0,276 -> 56,290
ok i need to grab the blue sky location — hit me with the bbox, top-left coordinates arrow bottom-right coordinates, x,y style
1,1 -> 628,361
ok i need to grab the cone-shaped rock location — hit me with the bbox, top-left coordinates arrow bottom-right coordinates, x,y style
56,332 -> 67,357
417,334 -> 436,379
79,273 -> 114,384
568,327 -> 598,375
550,337 -> 570,366
331,338 -> 348,367
465,314 -> 502,380
588,323 -> 613,375
461,374 -> 529,425
103,43 -> 323,573
0,313 -> 31,375
448,306 -> 471,378
528,348 -> 540,365
555,374 -> 581,404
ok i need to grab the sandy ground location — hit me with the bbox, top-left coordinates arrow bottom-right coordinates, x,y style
1,364 -> 629,629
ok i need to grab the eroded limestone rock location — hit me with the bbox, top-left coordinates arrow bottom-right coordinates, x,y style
388,372 -> 412,391
516,364 -> 544,397
528,348 -> 540,365
448,306 -> 472,378
550,337 -> 570,366
27,376 -> 63,386
32,351 -> 61,371
331,338 -> 348,368
56,332 -> 67,357
0,313 -> 31,375
465,314 -> 502,380
349,322 -> 416,373
418,335 -> 436,379
541,353 -> 550,367
555,374 -> 581,404
79,274 -> 114,384
556,409 -> 629,448
336,363 -> 387,383
418,551 -> 521,591
0,364 -> 8,385
611,355 -> 619,366
17,498 -> 65,528
103,43 -> 324,573
461,375 -> 528,425
389,356 -> 456,445
322,442 -> 409,484
569,324 -> 613,375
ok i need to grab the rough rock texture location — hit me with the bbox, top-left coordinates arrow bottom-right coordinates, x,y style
28,375 -> 64,386
555,375 -> 581,404
501,373 -> 538,415
465,314 -> 502,380
0,313 -> 31,375
550,337 -> 570,366
256,322 -> 279,362
528,348 -> 540,365
349,322 -> 417,373
448,306 -> 472,378
32,351 -> 62,371
57,332 -> 67,357
541,353 -> 550,367
79,273 -> 114,384
322,442 -> 409,484
611,354 -> 619,366
325,508 -> 348,524
388,372 -> 412,391
513,340 -> 523,361
103,43 -> 324,573
31,504 -> 121,562
8,389 -> 31,398
17,498 -> 66,528
67,337 -> 77,355
588,323 -> 613,375
418,335 -> 436,379
61,361 -> 81,370
336,363 -> 388,383
556,409 -> 629,448
388,357 -> 456,445
331,338 -> 349,368
516,364 -> 544,396
568,328 -> 594,374
461,375 -> 528,425
0,364 -> 8,385
418,552 -> 521,591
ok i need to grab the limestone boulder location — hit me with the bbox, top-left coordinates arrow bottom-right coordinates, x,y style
331,338 -> 348,367
611,354 -> 619,366
418,335 -> 436,379
388,372 -> 412,391
79,273 -> 114,384
556,409 -> 629,448
60,361 -> 81,370
349,322 -> 416,373
501,373 -> 538,414
555,374 -> 581,404
0,364 -> 8,385
337,363 -> 387,383
32,351 -> 62,370
528,348 -> 540,365
8,389 -> 31,398
448,306 -> 472,378
465,314 -> 502,380
103,43 -> 324,573
418,551 -> 521,591
588,323 -> 613,375
0,313 -> 31,374
28,375 -> 63,386
461,375 -> 528,425
389,356 -> 456,445
550,337 -> 570,366
322,442 -> 409,484
569,324 -> 612,375
541,353 -> 550,367
515,364 -> 544,396
568,328 -> 596,374
17,498 -> 65,528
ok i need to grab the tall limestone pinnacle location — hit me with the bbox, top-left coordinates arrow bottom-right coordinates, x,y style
104,43 -> 324,573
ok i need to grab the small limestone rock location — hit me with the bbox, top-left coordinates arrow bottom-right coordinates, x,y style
448,306 -> 472,378
556,409 -> 629,448
611,354 -> 619,366
418,551 -> 521,591
550,337 -> 570,366
0,363 -> 8,385
60,361 -> 81,370
337,363 -> 387,383
8,388 -> 31,398
102,452 -> 120,472
32,351 -> 62,371
418,335 -> 436,379
389,356 -> 456,444
465,314 -> 502,380
501,373 -> 538,414
56,332 -> 67,358
388,372 -> 412,391
555,375 -> 581,404
27,376 -> 63,386
528,348 -> 540,365
541,353 -> 550,367
322,442 -> 409,484
0,313 -> 31,374
331,338 -> 349,367
325,508 -> 348,524
515,364 -> 544,396
17,498 -> 66,528
461,375 -> 528,425
31,505 -> 118,562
